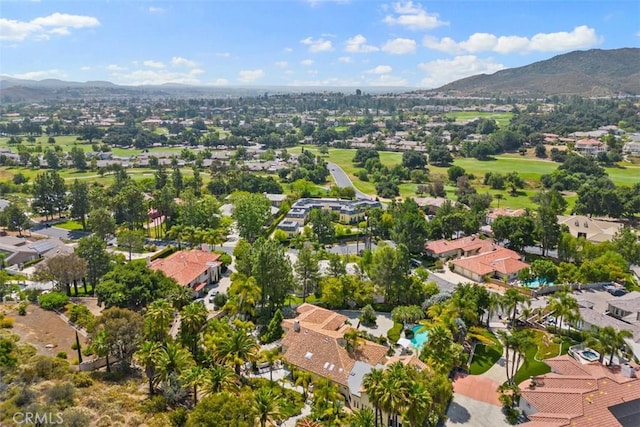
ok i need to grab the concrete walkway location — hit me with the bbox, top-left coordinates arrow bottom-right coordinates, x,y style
445,394 -> 511,427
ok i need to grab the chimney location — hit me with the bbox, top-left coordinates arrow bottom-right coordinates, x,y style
621,363 -> 636,378
293,320 -> 300,332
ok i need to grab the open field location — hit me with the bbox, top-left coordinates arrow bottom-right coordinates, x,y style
445,111 -> 514,127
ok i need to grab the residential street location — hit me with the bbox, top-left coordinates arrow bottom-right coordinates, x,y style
327,161 -> 371,200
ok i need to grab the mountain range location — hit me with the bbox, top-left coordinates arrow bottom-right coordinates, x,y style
1,48 -> 638,102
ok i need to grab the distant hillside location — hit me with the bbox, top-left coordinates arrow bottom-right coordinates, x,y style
434,48 -> 640,97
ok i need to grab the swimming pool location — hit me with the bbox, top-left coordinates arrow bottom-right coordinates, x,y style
410,325 -> 429,350
523,278 -> 555,288
579,349 -> 600,362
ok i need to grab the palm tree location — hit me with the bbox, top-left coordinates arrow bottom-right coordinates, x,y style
259,348 -> 282,382
362,369 -> 384,427
402,381 -> 432,427
587,326 -> 633,365
486,292 -> 502,326
224,274 -> 261,320
254,387 -> 282,427
202,365 -> 239,394
502,288 -> 527,328
609,328 -> 633,365
144,299 -> 174,342
179,301 -> 208,356
154,341 -> 193,384
494,193 -> 504,208
312,378 -> 344,422
349,407 -> 376,427
294,369 -> 313,402
167,224 -> 185,250
213,328 -> 258,375
181,365 -> 207,406
134,341 -> 162,396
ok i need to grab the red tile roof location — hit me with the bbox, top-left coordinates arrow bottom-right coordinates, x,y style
520,355 -> 640,427
425,236 -> 496,257
150,249 -> 221,287
452,247 -> 529,276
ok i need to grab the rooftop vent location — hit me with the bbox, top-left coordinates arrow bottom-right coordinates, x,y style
621,363 -> 636,378
293,320 -> 300,332
323,362 -> 330,369
304,352 -> 313,360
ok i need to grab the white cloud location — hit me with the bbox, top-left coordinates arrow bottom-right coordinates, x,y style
212,78 -> 229,86
288,77 -> 363,87
106,64 -> 127,72
274,61 -> 288,68
345,34 -> 379,53
238,69 -> 264,83
306,0 -> 351,7
143,60 -> 165,69
423,25 -> 602,54
368,75 -> 408,86
148,6 -> 165,13
171,56 -> 198,68
283,47 -> 293,53
367,65 -> 392,74
381,38 -> 416,55
383,1 -> 447,30
300,59 -> 314,66
0,12 -> 100,41
300,36 -> 333,53
110,68 -> 204,85
338,56 -> 353,63
215,52 -> 231,58
80,66 -> 91,71
7,69 -> 67,80
418,55 -> 505,88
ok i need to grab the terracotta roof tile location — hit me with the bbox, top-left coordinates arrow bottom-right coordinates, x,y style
425,236 -> 496,256
452,247 -> 528,277
150,250 -> 220,287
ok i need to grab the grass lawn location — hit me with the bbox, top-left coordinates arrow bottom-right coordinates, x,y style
55,220 -> 85,231
387,321 -> 403,342
445,111 -> 514,128
469,328 -> 503,375
286,294 -> 319,305
513,329 -> 577,385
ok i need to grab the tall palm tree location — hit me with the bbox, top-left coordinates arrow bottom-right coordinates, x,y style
402,381 -> 432,427
609,328 -> 633,365
259,348 -> 282,382
134,340 -> 162,396
294,369 -> 313,402
486,292 -> 503,326
154,341 -> 193,384
180,365 -> 207,406
378,373 -> 406,427
363,369 -> 384,427
202,365 -> 239,395
224,274 -> 261,320
179,301 -> 208,356
254,387 -> 282,427
502,288 -> 527,328
312,378 -> 344,422
213,328 -> 258,375
144,299 -> 174,342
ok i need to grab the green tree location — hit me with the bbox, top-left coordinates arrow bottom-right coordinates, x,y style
116,229 -> 146,261
252,238 -> 294,313
529,259 -> 558,285
99,307 -> 143,369
254,387 -> 282,427
231,192 -> 271,243
155,341 -> 194,384
308,208 -> 335,244
262,309 -> 284,344
491,214 -> 536,253
186,392 -> 255,427
70,146 -> 87,170
32,170 -> 66,220
75,235 -> 111,287
69,179 -> 90,230
225,274 -> 261,320
390,199 -> 428,254
179,302 -> 208,356
294,245 -> 320,303
0,203 -> 30,236
211,328 -> 258,375
144,299 -> 174,342
181,365 -> 207,406
533,190 -> 566,256
134,340 -> 161,395
501,288 -> 527,328
504,171 -> 525,195
87,208 -> 116,240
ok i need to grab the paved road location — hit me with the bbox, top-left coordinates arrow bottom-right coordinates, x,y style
327,161 -> 371,200
30,225 -> 90,240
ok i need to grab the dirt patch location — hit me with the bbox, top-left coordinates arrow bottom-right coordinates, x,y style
2,303 -> 87,360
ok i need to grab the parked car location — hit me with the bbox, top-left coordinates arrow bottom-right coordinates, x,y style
208,291 -> 218,304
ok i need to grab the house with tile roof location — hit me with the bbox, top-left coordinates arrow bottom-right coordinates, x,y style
519,355 -> 640,426
281,304 -> 427,412
424,236 -> 497,260
574,138 -> 607,156
485,208 -> 527,225
149,249 -> 221,296
557,215 -> 623,243
451,247 -> 529,282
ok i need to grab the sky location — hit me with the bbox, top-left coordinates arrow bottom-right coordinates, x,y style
1,0 -> 638,88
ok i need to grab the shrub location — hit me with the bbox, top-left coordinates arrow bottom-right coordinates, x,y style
46,382 -> 75,408
32,355 -> 70,380
56,351 -> 67,359
17,302 -> 28,316
142,395 -> 168,414
387,322 -> 403,342
22,288 -> 42,302
168,407 -> 188,427
39,292 -> 70,310
360,304 -> 377,327
72,372 -> 94,388
67,304 -> 91,323
0,317 -> 14,328
61,407 -> 91,427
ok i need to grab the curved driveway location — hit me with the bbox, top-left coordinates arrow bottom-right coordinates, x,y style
327,161 -> 371,200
